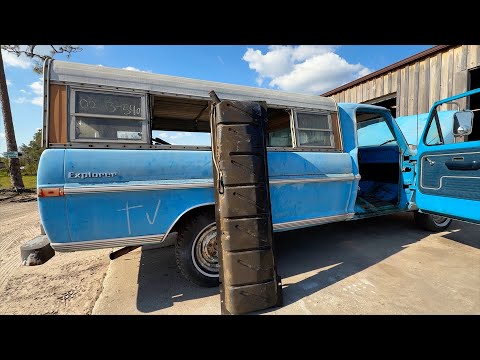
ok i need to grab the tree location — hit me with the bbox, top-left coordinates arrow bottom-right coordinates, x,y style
20,129 -> 44,175
0,45 -> 81,191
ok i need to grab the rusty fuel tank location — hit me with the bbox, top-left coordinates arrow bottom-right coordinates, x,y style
210,95 -> 283,315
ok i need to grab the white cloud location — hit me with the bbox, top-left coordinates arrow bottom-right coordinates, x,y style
217,56 -> 224,65
242,45 -> 371,94
13,79 -> 43,107
92,45 -> 105,50
1,50 -> 32,69
122,66 -> 152,73
6,79 -> 12,86
153,131 -> 195,145
31,97 -> 43,106
168,132 -> 192,140
0,132 -> 4,138
14,97 -> 28,104
30,79 -> 43,95
29,79 -> 43,106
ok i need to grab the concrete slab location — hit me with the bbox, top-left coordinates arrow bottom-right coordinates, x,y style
93,212 -> 480,315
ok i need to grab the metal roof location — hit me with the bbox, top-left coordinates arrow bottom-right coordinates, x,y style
49,60 -> 337,111
321,45 -> 452,96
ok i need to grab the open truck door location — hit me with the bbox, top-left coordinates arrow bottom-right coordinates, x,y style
415,88 -> 480,224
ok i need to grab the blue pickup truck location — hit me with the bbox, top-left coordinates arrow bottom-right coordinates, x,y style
37,60 -> 479,287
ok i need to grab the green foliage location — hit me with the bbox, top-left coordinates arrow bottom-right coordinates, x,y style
19,129 -> 44,175
0,162 -> 36,189
0,157 -> 8,169
0,173 -> 36,189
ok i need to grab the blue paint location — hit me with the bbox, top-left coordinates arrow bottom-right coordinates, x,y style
38,147 -> 357,243
66,188 -> 214,241
39,93 -> 479,249
395,110 -> 456,145
415,88 -> 480,223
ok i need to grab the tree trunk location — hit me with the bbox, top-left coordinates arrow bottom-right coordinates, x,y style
0,49 -> 25,191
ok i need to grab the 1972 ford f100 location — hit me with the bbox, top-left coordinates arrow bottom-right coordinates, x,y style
37,60 -> 479,287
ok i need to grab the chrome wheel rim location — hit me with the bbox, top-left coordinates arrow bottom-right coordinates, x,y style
191,223 -> 219,277
432,215 -> 450,227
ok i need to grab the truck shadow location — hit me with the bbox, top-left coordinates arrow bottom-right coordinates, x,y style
136,212 -> 477,313
135,244 -> 218,313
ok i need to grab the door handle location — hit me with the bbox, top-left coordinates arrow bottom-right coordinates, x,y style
424,157 -> 435,166
445,160 -> 480,171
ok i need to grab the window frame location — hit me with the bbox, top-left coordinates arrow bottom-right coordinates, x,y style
293,110 -> 336,150
423,106 -> 445,146
68,87 -> 150,144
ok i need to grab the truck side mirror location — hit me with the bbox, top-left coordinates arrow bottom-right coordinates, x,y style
453,110 -> 474,136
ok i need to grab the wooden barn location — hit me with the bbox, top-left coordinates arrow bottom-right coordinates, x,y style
322,45 -> 480,118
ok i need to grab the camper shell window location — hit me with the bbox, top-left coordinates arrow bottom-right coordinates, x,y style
69,88 -> 148,143
65,88 -> 341,151
294,111 -> 335,148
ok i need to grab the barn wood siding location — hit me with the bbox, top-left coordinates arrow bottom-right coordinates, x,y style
325,45 -> 480,116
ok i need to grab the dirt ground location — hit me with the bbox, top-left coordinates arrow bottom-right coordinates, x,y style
0,195 -> 110,315
1,194 -> 478,315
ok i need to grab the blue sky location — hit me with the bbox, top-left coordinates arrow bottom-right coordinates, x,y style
0,45 -> 431,152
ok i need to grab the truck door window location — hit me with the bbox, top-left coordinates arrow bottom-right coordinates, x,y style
424,109 -> 445,145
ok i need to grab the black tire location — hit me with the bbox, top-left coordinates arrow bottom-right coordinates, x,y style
175,210 -> 219,287
413,211 -> 452,232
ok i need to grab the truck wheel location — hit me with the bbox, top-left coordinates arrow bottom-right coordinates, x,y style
175,210 -> 219,287
413,211 -> 452,232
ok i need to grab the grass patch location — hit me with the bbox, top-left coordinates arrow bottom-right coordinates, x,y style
0,169 -> 37,190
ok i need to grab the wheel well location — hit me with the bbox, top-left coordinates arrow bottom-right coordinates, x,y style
167,204 -> 215,236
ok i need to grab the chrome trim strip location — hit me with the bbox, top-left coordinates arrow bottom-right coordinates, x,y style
63,181 -> 213,194
51,234 -> 164,252
273,213 -> 355,231
63,174 -> 359,194
271,174 -> 358,185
